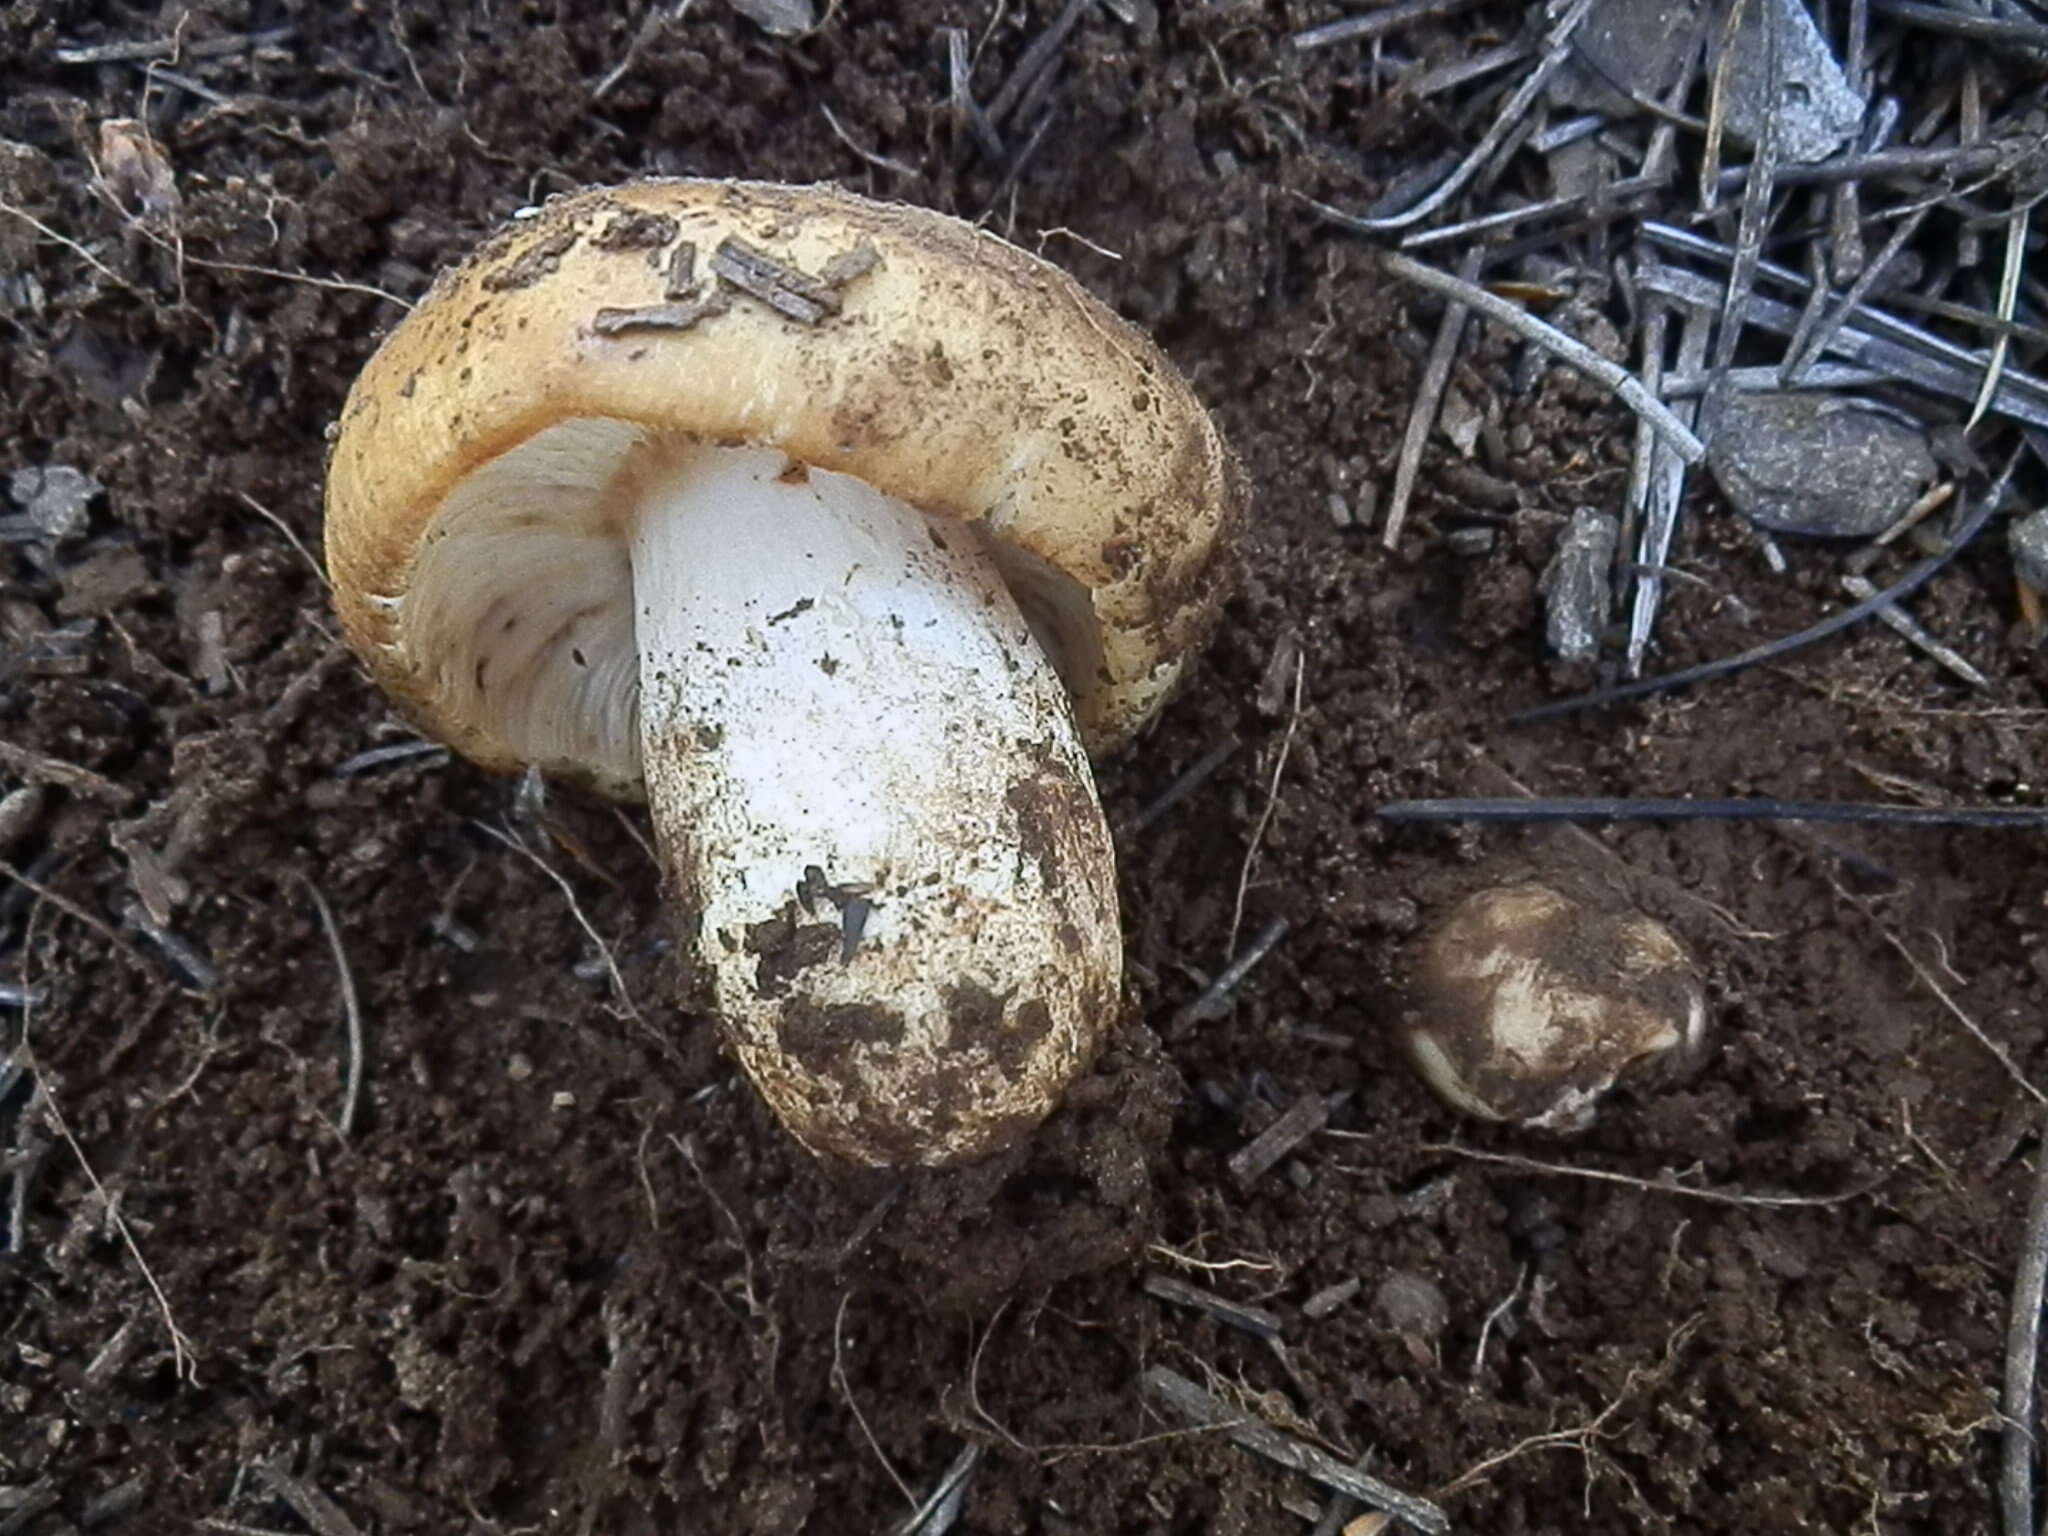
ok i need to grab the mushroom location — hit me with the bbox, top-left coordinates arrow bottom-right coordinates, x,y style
323,179 -> 1241,1166
1400,882 -> 1706,1132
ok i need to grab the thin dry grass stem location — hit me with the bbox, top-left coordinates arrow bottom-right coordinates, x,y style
0,855 -> 163,982
835,1291 -> 918,1506
1382,245 -> 1479,550
2000,1103 -> 2048,1536
106,190 -> 412,308
1438,1316 -> 1703,1499
670,1134 -> 763,1316
963,1303 -> 1212,1465
1320,0 -> 1595,232
473,820 -> 641,1024
1034,226 -> 1124,262
0,740 -> 133,807
819,102 -> 917,177
1879,927 -> 2047,1107
1146,1241 -> 1283,1276
634,1121 -> 662,1232
1351,1138 -> 1878,1208
672,1131 -> 782,1385
1471,1262 -> 1529,1380
1968,200 -> 2030,430
251,1462 -> 363,1536
32,1069 -> 198,1381
1226,648 -> 1304,959
237,492 -> 328,586
0,197 -> 135,290
1381,252 -> 1706,463
1696,0 -> 1749,213
1463,752 -> 1777,941
296,873 -> 364,1139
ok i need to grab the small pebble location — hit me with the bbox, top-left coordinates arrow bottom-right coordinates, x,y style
1540,506 -> 1617,661
3,465 -> 101,543
507,1053 -> 534,1082
1302,1276 -> 1362,1320
1445,526 -> 1495,558
728,0 -> 815,35
2010,507 -> 2048,594
0,784 -> 46,853
1370,1272 -> 1450,1340
1709,393 -> 1934,539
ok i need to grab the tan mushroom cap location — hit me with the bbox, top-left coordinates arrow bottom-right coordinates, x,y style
324,177 -> 1244,789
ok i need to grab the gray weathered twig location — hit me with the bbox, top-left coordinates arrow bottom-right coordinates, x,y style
1142,1367 -> 1449,1534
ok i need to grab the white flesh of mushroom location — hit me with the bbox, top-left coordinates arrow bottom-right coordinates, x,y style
629,445 -> 1119,1163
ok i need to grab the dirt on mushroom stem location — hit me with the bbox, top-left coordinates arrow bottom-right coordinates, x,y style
4,2 -> 2047,1533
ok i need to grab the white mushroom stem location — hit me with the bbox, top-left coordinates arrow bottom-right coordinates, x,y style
629,445 -> 1120,1165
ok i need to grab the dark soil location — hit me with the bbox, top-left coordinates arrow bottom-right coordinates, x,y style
5,3 -> 2047,1533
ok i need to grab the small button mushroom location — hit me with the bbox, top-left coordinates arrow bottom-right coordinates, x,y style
1400,882 -> 1706,1132
323,178 -> 1244,1166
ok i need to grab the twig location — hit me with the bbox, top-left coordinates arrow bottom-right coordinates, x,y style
1376,796 -> 2048,829
1968,201 -> 2030,430
1696,0 -> 1749,214
1439,1317 -> 1702,1497
1628,298 -> 1709,674
944,26 -> 1005,162
124,901 -> 219,992
332,740 -> 448,777
1784,203 -> 1931,382
1314,0 -> 1595,231
297,874 -> 365,1139
2002,1105 -> 2048,1536
1383,247 -> 1479,549
1127,738 -> 1237,833
1290,0 -> 1483,51
1381,252 -> 1706,464
984,0 -> 1092,127
0,855 -> 162,982
1141,1367 -> 1449,1534
1699,0 -> 1779,442
181,253 -> 411,308
1471,1261 -> 1529,1379
1710,139 -> 2013,194
893,1444 -> 983,1536
52,27 -> 292,64
820,102 -> 918,176
1513,447 -> 2015,722
1639,230 -> 2048,428
1396,173 -> 1669,252
0,198 -> 136,291
835,1292 -> 917,1506
236,493 -> 328,586
1363,1140 -> 1878,1208
1227,651 -> 1303,957
1846,480 -> 1954,574
1144,1272 -> 1285,1340
1175,917 -> 1291,1031
251,1464 -> 362,1536
0,740 -> 134,806
1228,1090 -> 1332,1188
473,821 -> 641,1022
1839,573 -> 1986,686
35,1073 -> 197,1380
1877,928 -> 2047,1107
1867,0 -> 2048,49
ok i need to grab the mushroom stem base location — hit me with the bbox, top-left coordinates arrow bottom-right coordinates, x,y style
630,445 -> 1120,1166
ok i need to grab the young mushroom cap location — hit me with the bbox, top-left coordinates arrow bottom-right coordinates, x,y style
1401,882 -> 1707,1132
323,178 -> 1243,1165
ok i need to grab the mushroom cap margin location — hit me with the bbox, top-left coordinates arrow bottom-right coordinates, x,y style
323,177 -> 1246,781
